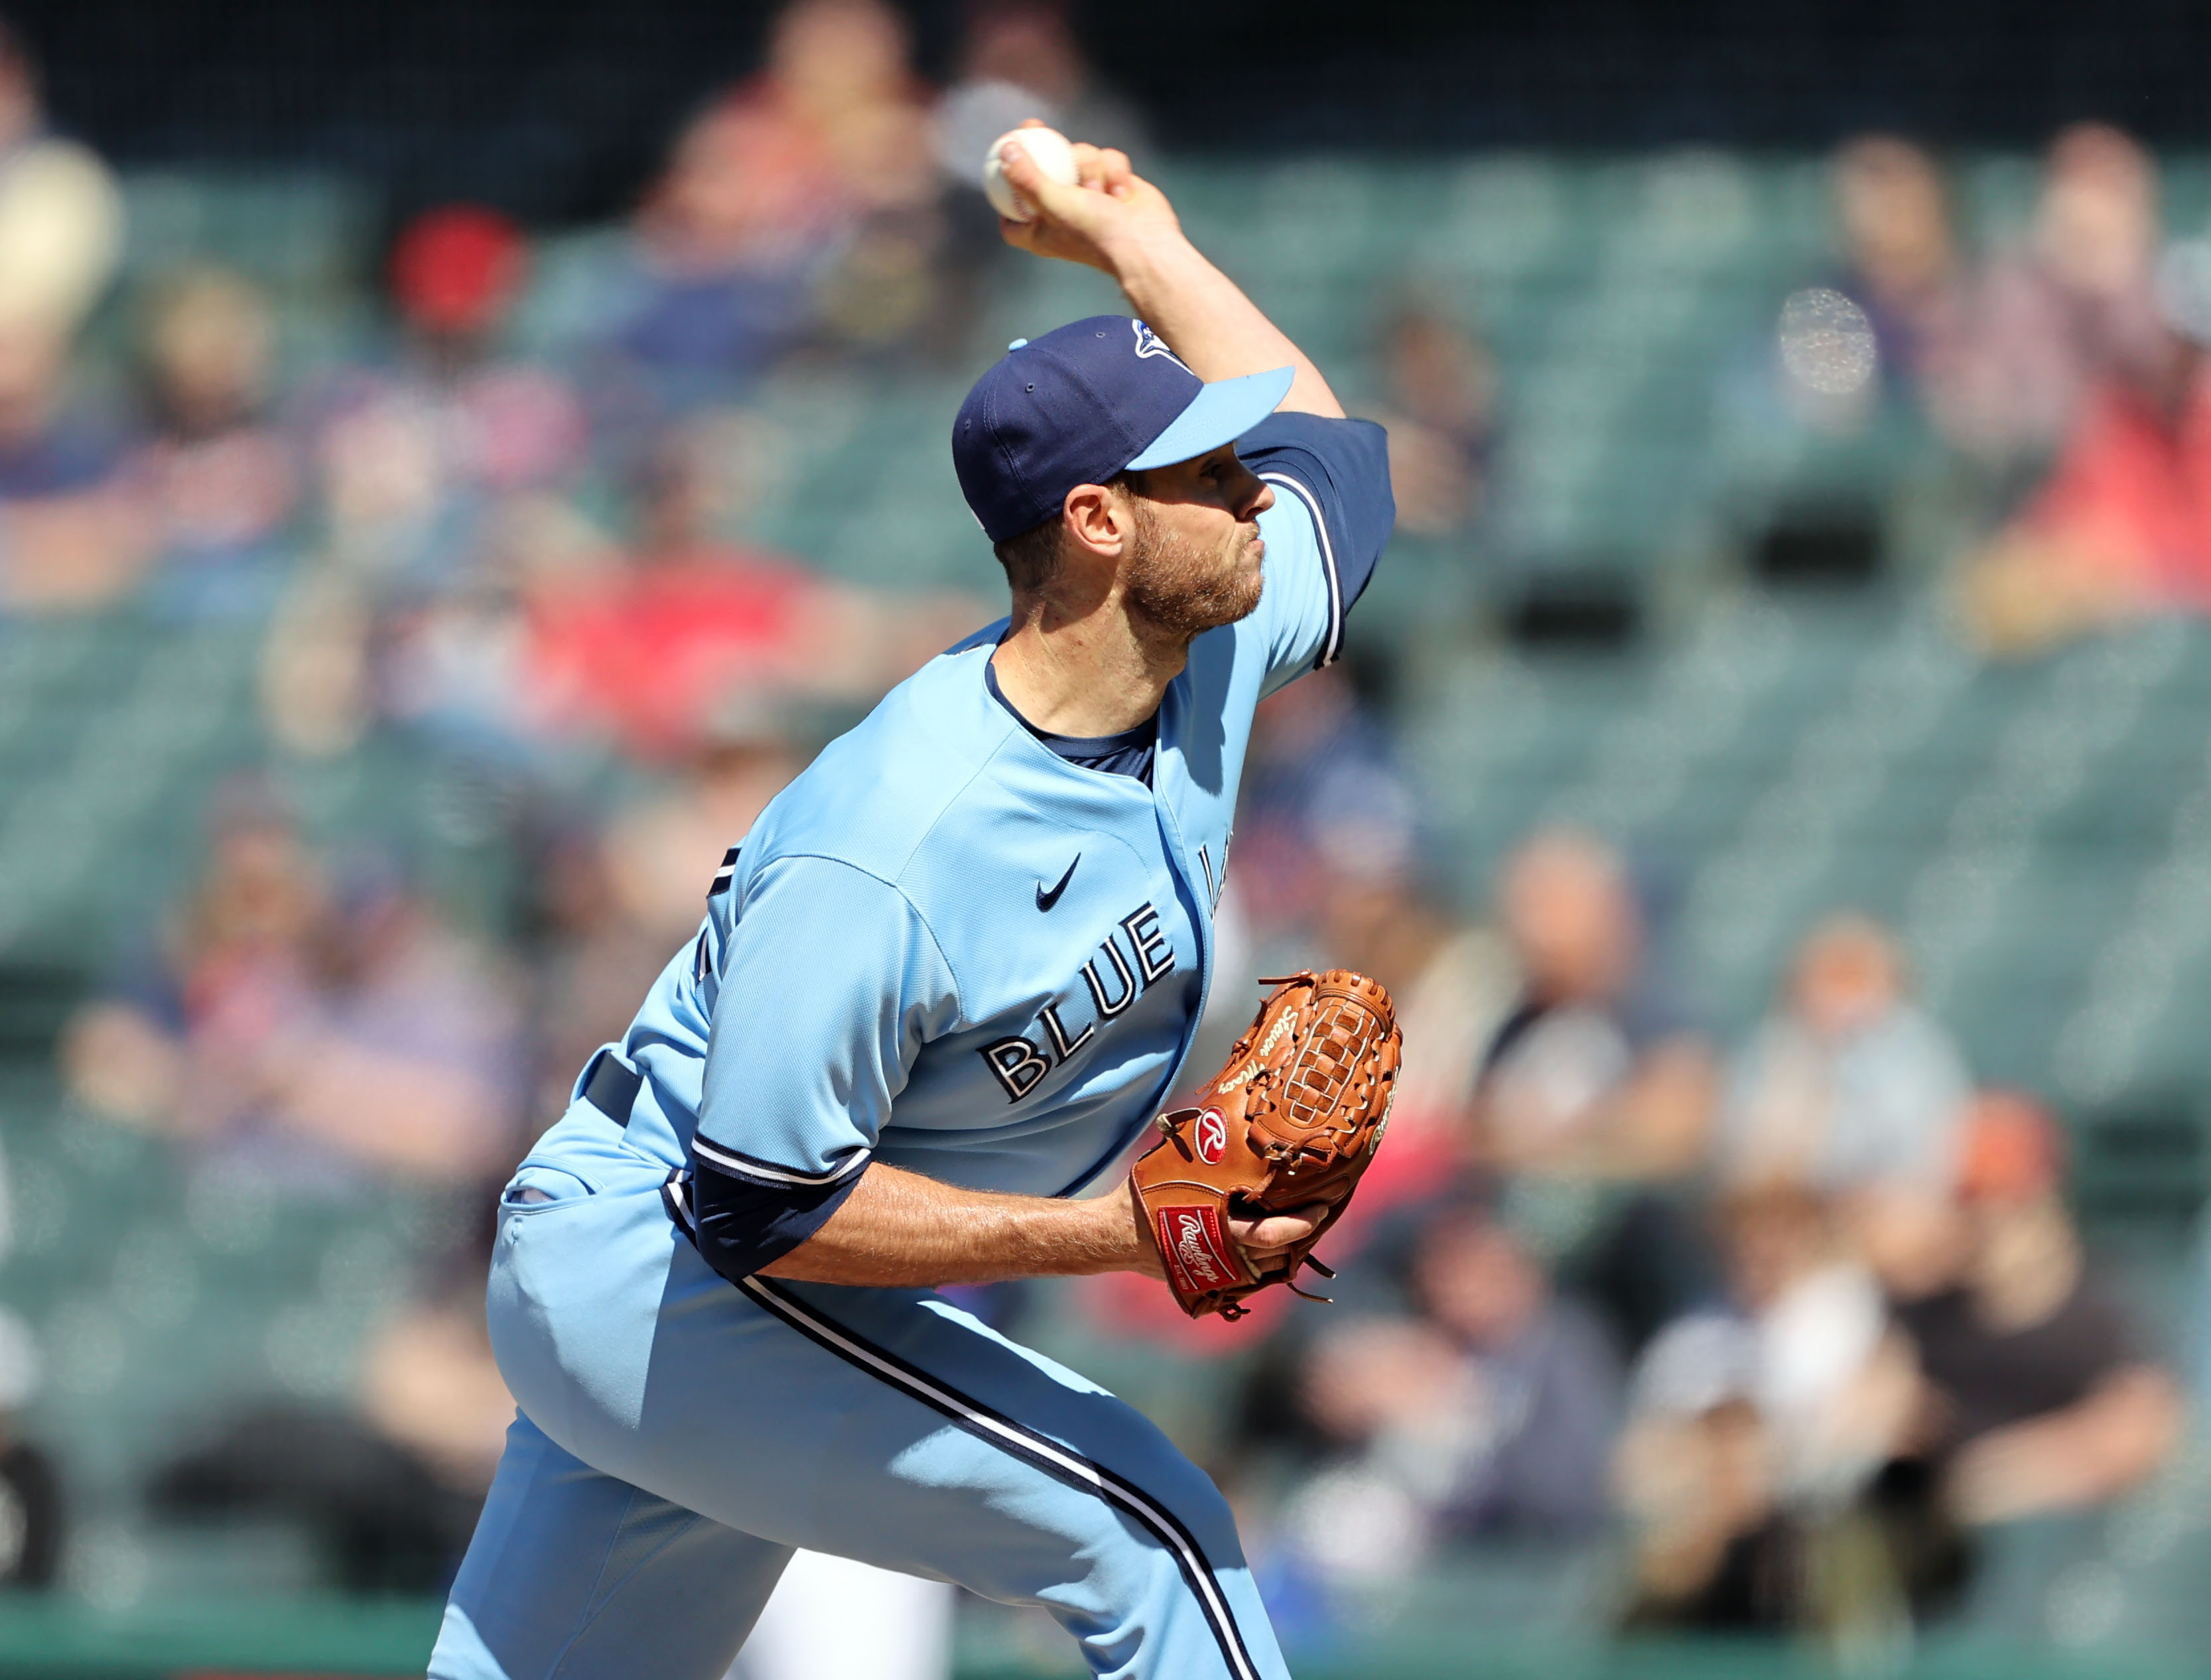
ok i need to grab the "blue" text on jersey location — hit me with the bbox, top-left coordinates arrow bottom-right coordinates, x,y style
979,901 -> 1176,1102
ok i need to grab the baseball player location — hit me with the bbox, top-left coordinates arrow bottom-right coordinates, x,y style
429,136 -> 1393,1680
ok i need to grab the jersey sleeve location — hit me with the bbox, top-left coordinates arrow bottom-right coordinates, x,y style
1237,411 -> 1394,692
689,854 -> 958,1281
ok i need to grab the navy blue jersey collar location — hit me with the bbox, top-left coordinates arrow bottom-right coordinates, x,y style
983,657 -> 1158,785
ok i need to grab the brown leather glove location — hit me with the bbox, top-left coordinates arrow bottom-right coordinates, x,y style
1130,969 -> 1401,1321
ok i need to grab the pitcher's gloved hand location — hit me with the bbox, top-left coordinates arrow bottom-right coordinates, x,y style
1128,970 -> 1401,1321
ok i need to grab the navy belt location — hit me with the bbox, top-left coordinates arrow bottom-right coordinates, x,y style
581,1050 -> 643,1128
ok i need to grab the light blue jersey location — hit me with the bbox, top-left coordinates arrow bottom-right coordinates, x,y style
527,411 -> 1392,1281
430,411 -> 1393,1680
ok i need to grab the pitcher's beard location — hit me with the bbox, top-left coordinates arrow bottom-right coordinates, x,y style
1122,504 -> 1265,641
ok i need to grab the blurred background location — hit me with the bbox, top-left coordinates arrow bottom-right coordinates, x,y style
0,0 -> 2210,1675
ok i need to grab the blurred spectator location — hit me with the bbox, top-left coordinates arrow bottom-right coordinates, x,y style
1474,830 -> 1718,1348
265,206 -> 598,754
152,1402 -> 476,1591
354,401 -> 980,769
1619,1388 -> 1791,1628
929,1 -> 1145,343
522,822 -> 670,1125
1617,1186 -> 1916,1631
728,0 -> 939,240
1887,1094 -> 2180,1529
935,1 -> 1149,187
1476,830 -> 1713,1182
1718,915 -> 1972,1196
521,419 -> 980,761
60,797 -> 526,1189
1756,137 -> 1962,441
0,1415 -> 60,1588
1332,1206 -> 1617,1534
1828,137 -> 1966,411
1363,306 -> 1498,540
1957,240 -> 2211,655
1272,1202 -> 1617,1619
358,1290 -> 513,1516
622,0 -> 945,393
1942,123 -> 2168,471
119,267 -> 302,617
350,493 -> 612,763
0,21 -> 135,612
620,99 -> 826,397
0,322 -> 140,610
1725,139 -> 1962,582
523,426 -> 837,759
310,206 -> 586,588
0,23 -> 119,332
388,206 -> 586,495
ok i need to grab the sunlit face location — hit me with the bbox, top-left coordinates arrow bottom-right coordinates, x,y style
1500,834 -> 1639,1003
1118,443 -> 1274,639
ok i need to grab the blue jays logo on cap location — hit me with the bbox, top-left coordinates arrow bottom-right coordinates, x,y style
952,314 -> 1293,545
1130,319 -> 1193,372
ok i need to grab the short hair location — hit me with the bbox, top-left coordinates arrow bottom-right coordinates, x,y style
988,472 -> 1140,598
991,516 -> 1065,596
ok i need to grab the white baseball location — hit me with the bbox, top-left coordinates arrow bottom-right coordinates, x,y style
982,125 -> 1079,222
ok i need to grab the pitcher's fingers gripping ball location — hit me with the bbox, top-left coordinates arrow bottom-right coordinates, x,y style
982,123 -> 1079,221
1132,970 -> 1402,1321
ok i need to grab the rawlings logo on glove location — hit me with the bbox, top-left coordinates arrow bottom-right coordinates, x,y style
1159,1205 -> 1238,1292
1130,969 -> 1401,1321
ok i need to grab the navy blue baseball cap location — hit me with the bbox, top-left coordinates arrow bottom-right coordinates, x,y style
953,314 -> 1292,544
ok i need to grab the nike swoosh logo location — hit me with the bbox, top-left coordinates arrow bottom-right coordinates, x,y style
1036,854 -> 1080,911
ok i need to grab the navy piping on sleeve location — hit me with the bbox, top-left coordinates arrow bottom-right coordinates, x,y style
1256,471 -> 1343,668
1237,411 -> 1394,667
691,1133 -> 874,1187
708,845 -> 739,899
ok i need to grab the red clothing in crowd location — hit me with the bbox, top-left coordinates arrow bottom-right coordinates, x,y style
529,549 -> 825,758
2023,369 -> 2211,606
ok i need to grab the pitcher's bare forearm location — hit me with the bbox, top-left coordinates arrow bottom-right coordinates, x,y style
758,1165 -> 1152,1287
996,137 -> 1343,419
1109,233 -> 1343,419
758,1160 -> 1331,1289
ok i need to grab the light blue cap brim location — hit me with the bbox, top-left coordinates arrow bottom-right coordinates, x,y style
1123,365 -> 1294,471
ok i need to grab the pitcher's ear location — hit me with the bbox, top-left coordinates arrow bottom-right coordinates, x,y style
1061,481 -> 1134,560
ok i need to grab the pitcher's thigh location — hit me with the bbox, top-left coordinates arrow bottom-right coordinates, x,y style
430,1412 -> 792,1680
640,1273 -> 1286,1680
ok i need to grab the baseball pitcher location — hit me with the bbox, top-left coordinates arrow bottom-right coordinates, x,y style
429,136 -> 1396,1680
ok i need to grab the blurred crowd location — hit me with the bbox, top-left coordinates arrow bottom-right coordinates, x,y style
1195,720 -> 2184,1652
0,1 -> 2196,1665
1743,123 -> 2211,655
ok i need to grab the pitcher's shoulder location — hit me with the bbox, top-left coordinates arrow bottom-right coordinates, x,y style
743,640 -> 1019,882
